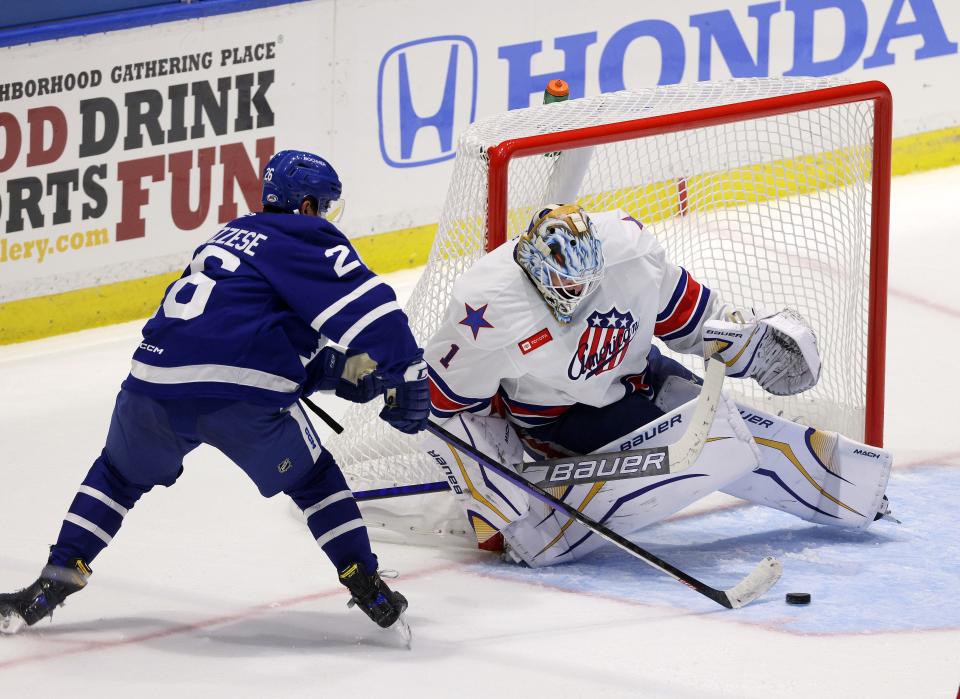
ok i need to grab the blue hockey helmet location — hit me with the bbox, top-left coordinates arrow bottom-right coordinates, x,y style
261,150 -> 343,216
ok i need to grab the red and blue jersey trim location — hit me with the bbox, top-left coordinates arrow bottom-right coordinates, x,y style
428,364 -> 492,418
516,432 -> 573,460
498,393 -> 572,429
655,267 -> 712,342
620,370 -> 653,398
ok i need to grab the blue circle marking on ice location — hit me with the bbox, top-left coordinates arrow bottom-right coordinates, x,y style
469,466 -> 960,634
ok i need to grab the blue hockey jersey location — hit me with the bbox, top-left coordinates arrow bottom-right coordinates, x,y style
123,212 -> 421,407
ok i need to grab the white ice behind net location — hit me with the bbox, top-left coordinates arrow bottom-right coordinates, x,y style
329,77 -> 877,538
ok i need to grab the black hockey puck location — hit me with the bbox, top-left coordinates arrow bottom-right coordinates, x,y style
785,592 -> 811,605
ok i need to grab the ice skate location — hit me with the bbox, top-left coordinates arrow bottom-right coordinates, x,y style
338,563 -> 411,646
0,559 -> 90,635
873,495 -> 901,523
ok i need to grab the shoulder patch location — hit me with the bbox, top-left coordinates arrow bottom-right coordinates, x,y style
518,328 -> 553,355
459,303 -> 494,340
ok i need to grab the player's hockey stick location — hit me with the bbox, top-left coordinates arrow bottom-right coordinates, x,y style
301,396 -> 345,434
353,481 -> 451,501
354,353 -> 727,500
426,420 -> 782,610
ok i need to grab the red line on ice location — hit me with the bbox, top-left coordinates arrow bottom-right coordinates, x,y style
0,561 -> 458,671
889,287 -> 960,318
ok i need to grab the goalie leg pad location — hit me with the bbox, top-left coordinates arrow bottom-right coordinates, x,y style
721,405 -> 892,529
421,414 -> 530,550
500,488 -> 607,567
506,389 -> 760,567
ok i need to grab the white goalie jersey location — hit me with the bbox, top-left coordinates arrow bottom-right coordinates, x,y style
425,210 -> 733,426
421,209 -> 894,565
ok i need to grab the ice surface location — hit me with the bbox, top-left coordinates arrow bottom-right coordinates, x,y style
1,169 -> 959,698
477,466 -> 960,633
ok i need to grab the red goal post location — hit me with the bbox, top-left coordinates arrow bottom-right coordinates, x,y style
485,81 -> 891,447
328,78 -> 892,543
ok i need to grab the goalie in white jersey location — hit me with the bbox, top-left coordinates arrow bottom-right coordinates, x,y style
422,204 -> 896,566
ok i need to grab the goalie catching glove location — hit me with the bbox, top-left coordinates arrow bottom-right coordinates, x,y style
703,309 -> 821,396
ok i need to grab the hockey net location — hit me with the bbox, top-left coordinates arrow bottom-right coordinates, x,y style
329,77 -> 891,544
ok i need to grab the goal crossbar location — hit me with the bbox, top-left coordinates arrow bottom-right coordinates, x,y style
486,80 -> 891,446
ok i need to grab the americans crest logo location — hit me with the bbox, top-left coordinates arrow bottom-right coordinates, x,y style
568,307 -> 639,380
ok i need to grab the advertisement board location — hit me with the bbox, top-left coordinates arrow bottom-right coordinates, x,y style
0,2 -> 333,302
0,0 -> 957,338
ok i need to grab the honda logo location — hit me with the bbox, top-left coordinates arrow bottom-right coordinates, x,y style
377,35 -> 477,168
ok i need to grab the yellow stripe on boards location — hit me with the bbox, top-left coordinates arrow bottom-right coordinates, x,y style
891,125 -> 960,175
1,126 -> 958,346
0,225 -> 437,346
0,272 -> 178,345
351,223 -> 437,274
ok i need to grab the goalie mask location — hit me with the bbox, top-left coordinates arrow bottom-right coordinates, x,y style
514,204 -> 604,324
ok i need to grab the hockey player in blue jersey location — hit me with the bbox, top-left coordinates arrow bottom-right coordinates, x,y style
0,150 -> 429,636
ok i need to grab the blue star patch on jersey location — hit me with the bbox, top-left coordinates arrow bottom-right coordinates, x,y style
459,303 -> 494,340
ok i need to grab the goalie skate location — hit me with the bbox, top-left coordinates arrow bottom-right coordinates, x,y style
873,495 -> 900,523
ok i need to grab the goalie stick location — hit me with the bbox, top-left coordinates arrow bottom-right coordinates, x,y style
427,419 -> 782,609
304,357 -> 779,606
520,352 -> 726,487
353,352 -> 728,500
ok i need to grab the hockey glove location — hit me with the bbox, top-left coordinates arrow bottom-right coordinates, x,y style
378,354 -> 430,434
303,347 -> 383,403
703,309 -> 821,396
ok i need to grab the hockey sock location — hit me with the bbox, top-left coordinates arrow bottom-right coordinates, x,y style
48,451 -> 149,567
287,454 -> 377,574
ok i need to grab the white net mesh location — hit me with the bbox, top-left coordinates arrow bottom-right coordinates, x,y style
330,77 -> 884,539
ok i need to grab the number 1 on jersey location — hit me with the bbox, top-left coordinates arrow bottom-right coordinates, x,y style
439,343 -> 460,369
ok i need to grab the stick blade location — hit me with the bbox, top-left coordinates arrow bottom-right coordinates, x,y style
394,613 -> 413,649
723,556 -> 783,609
